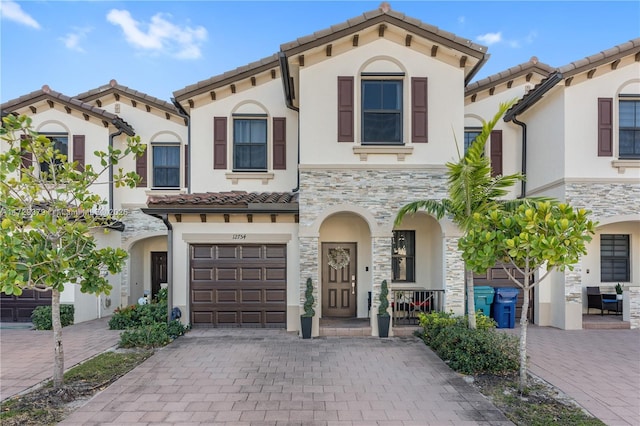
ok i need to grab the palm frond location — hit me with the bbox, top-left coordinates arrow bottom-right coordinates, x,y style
395,199 -> 449,226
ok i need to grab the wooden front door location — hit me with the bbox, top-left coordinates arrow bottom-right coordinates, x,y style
151,252 -> 168,299
322,243 -> 357,317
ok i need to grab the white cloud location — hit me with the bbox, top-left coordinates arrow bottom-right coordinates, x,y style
458,16 -> 465,24
59,27 -> 92,53
477,32 -> 502,45
106,9 -> 207,59
0,0 -> 40,29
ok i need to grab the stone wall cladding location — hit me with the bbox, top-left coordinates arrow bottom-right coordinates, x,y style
119,209 -> 167,302
565,182 -> 640,328
299,236 -> 319,307
299,168 -> 463,312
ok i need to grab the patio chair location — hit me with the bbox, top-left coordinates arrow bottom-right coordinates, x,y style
586,286 -> 618,315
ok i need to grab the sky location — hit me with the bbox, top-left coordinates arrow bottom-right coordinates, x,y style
1,0 -> 639,104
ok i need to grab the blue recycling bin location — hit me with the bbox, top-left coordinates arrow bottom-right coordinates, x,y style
492,287 -> 520,328
473,286 -> 495,316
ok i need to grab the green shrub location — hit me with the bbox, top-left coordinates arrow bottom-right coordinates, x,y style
417,311 -> 518,375
119,323 -> 172,348
31,305 -> 74,330
109,302 -> 167,330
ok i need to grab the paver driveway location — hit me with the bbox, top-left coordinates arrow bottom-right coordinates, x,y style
61,328 -> 511,425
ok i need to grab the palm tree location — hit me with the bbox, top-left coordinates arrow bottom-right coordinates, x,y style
395,100 -> 523,329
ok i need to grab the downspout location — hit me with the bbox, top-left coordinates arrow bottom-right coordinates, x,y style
171,98 -> 191,194
158,213 -> 173,322
511,116 -> 527,198
108,129 -> 124,210
279,51 -> 301,192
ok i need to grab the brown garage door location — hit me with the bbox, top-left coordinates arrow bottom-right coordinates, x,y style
1,289 -> 52,322
474,263 -> 534,323
190,244 -> 286,327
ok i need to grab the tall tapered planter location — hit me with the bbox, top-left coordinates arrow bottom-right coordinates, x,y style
300,316 -> 312,339
377,314 -> 390,338
378,280 -> 390,338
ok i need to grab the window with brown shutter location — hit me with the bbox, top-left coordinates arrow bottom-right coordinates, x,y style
213,117 -> 227,169
273,117 -> 286,170
73,135 -> 85,171
136,144 -> 147,187
490,130 -> 503,177
20,134 -> 32,178
411,77 -> 428,143
184,145 -> 189,188
598,98 -> 613,157
337,76 -> 354,142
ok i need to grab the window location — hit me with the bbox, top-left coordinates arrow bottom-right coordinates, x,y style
362,80 -> 402,144
39,133 -> 68,178
392,231 -> 415,282
233,118 -> 267,170
619,99 -> 640,158
464,128 -> 481,154
600,234 -> 630,282
152,145 -> 180,188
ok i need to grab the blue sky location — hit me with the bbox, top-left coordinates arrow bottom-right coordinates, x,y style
1,1 -> 639,104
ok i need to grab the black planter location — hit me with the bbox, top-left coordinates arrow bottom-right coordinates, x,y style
300,316 -> 312,339
378,314 -> 390,338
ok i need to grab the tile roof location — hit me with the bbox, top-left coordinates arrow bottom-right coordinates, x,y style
465,57 -> 554,96
0,85 -> 131,128
279,7 -> 487,57
76,79 -> 181,114
146,191 -> 298,211
173,54 -> 280,101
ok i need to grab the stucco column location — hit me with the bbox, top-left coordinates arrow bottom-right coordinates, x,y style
444,235 -> 465,316
564,264 -> 583,330
371,236 -> 392,336
299,236 -> 319,336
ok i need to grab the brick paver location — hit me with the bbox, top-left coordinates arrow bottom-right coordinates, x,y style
59,328 -> 511,425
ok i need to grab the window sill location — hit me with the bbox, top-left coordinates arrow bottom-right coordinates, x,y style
611,159 -> 640,173
352,145 -> 414,161
145,188 -> 186,196
225,172 -> 274,184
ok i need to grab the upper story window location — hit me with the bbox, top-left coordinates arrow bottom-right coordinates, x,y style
464,128 -> 481,154
392,230 -> 415,282
233,117 -> 267,171
361,80 -> 402,144
600,234 -> 630,282
152,144 -> 180,188
40,133 -> 68,178
619,99 -> 640,159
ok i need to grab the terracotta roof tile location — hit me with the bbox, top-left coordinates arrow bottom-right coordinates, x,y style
76,80 -> 180,114
465,58 -> 554,95
558,37 -> 640,76
146,191 -> 298,208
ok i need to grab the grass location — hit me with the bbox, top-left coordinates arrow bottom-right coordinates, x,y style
471,373 -> 606,426
0,349 -> 152,426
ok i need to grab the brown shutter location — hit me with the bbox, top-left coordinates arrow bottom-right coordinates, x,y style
273,117 -> 286,170
184,145 -> 189,188
73,135 -> 85,171
213,117 -> 227,169
411,77 -> 428,143
598,98 -> 613,157
337,76 -> 354,142
20,135 -> 32,178
490,130 -> 503,177
136,144 -> 147,187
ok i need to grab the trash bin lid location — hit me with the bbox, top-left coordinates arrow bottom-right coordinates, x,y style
495,287 -> 520,301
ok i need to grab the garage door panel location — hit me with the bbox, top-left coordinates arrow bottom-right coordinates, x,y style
265,311 -> 286,324
265,268 -> 286,281
241,246 -> 262,259
216,290 -> 238,303
193,246 -> 213,259
265,289 -> 286,303
192,269 -> 213,281
216,268 -> 238,281
217,246 -> 238,259
265,245 -> 286,259
1,289 -> 52,322
240,268 -> 262,280
241,290 -> 261,303
217,311 -> 239,324
192,290 -> 213,303
192,311 -> 214,324
241,312 -> 261,323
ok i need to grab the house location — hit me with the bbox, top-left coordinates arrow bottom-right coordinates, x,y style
2,5 -> 638,332
0,80 -> 187,323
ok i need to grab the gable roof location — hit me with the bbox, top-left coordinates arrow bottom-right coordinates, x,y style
465,57 -> 554,97
0,85 -> 134,134
76,79 -> 182,117
144,191 -> 299,213
505,37 -> 640,121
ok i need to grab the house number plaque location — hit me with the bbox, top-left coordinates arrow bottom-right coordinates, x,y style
232,234 -> 247,240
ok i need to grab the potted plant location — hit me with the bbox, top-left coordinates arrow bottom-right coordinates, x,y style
301,278 -> 315,339
377,280 -> 390,338
615,283 -> 623,300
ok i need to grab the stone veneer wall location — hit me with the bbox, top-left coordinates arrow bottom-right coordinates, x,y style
565,181 -> 640,328
298,168 -> 463,316
119,208 -> 168,304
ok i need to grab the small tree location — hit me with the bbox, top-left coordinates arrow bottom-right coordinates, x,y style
0,114 -> 144,389
459,200 -> 596,389
396,100 -> 523,329
378,279 -> 389,316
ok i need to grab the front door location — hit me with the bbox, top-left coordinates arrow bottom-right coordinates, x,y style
151,251 -> 168,299
322,243 -> 357,317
